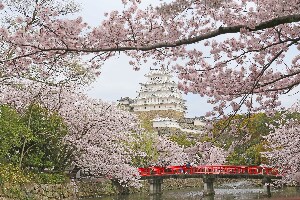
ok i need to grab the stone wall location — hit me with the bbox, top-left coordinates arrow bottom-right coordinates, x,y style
0,182 -> 76,200
136,110 -> 184,121
0,178 -> 203,200
0,180 -> 116,200
136,110 -> 184,132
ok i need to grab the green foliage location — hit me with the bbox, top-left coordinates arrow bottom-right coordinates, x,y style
211,112 -> 288,166
32,172 -> 68,184
130,132 -> 160,167
0,104 -> 71,199
0,104 -> 72,171
0,164 -> 68,200
140,118 -> 154,132
170,134 -> 195,147
226,143 -> 265,166
0,105 -> 30,164
1,186 -> 33,200
0,164 -> 32,200
199,135 -> 215,143
20,104 -> 71,171
226,152 -> 247,165
0,164 -> 31,185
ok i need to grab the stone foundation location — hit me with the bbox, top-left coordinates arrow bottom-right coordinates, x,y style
0,178 -> 202,200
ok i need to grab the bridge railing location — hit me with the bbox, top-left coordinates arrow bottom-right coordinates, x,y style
138,165 -> 280,177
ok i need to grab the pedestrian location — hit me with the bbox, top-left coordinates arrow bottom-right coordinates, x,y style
186,162 -> 191,168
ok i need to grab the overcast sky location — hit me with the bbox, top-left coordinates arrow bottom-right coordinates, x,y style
75,0 -> 299,117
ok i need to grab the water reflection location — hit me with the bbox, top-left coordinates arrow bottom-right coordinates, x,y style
86,187 -> 300,200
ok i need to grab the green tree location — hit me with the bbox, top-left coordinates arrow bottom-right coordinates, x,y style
131,132 -> 159,167
20,104 -> 71,171
212,113 -> 278,165
0,105 -> 30,164
170,134 -> 195,148
0,104 -> 72,171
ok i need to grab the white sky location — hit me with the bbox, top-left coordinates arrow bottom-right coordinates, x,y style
75,0 -> 299,117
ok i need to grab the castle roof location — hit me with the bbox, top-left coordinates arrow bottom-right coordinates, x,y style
144,69 -> 172,77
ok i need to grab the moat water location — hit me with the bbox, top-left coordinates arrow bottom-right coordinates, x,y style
84,181 -> 300,200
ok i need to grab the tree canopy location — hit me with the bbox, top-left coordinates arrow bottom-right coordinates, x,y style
0,104 -> 70,170
263,104 -> 300,185
1,0 -> 300,117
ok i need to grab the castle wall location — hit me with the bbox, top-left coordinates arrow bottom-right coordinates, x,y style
152,119 -> 180,128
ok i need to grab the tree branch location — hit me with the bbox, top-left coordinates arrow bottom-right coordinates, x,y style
5,14 -> 300,58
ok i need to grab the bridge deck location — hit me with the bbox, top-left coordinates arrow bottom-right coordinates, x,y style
140,173 -> 282,180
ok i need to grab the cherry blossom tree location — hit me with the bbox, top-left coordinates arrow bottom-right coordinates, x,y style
184,142 -> 228,165
1,82 -> 193,186
0,0 -> 95,87
131,132 -> 189,167
0,82 -> 143,186
153,135 -> 189,166
263,104 -> 300,185
1,0 -> 300,117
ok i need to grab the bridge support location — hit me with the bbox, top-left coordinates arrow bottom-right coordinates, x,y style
262,177 -> 272,197
203,177 -> 215,196
148,178 -> 163,195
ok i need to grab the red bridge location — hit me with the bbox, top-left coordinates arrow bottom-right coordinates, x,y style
138,165 -> 282,197
138,165 -> 280,177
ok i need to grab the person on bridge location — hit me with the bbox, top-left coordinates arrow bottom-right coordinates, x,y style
186,162 -> 191,168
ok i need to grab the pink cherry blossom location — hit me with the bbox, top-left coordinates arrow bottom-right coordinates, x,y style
263,103 -> 300,185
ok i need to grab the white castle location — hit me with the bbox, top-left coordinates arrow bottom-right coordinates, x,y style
131,69 -> 186,112
118,68 -> 205,134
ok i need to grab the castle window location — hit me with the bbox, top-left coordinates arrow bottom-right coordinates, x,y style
145,107 -> 147,109
144,101 -> 146,103
159,106 -> 160,108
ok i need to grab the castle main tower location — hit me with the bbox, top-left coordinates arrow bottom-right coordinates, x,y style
131,69 -> 186,119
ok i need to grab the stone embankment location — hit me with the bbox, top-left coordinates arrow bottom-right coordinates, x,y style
0,178 -> 202,200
